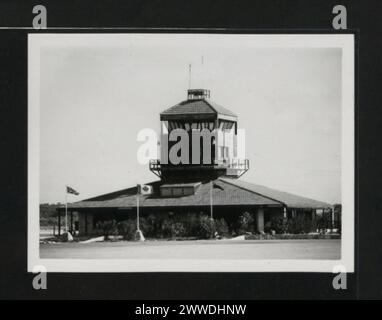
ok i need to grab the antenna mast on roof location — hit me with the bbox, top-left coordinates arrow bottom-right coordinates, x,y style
201,55 -> 204,88
188,64 -> 192,89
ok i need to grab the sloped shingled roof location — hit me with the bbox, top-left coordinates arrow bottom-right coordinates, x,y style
65,178 -> 330,211
67,179 -> 280,210
220,178 -> 330,209
161,99 -> 237,118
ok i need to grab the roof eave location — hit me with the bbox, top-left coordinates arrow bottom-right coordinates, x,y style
160,113 -> 217,121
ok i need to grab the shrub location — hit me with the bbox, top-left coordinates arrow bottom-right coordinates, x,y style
117,219 -> 136,240
160,219 -> 173,238
184,214 -> 201,237
315,214 -> 334,233
333,204 -> 342,234
199,215 -> 215,239
310,218 -> 319,233
264,221 -> 272,234
117,217 -> 157,240
237,212 -> 254,234
170,222 -> 186,238
145,214 -> 157,237
139,216 -> 154,237
215,218 -> 229,237
268,216 -> 288,234
96,220 -> 117,240
159,219 -> 187,238
265,216 -> 317,235
286,216 -> 312,234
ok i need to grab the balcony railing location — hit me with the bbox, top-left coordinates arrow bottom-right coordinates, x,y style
149,159 -> 162,177
213,158 -> 249,168
214,158 -> 249,177
149,158 -> 249,178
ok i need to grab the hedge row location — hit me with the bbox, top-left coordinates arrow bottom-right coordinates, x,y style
95,212 -> 336,240
264,215 -> 338,234
96,212 -> 257,240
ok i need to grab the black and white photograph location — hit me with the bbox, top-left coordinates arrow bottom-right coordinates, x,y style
28,34 -> 354,273
4,0 -> 382,304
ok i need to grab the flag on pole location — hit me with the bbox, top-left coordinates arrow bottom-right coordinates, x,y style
209,182 -> 224,219
137,184 -> 153,195
64,185 -> 79,237
66,186 -> 79,195
135,183 -> 147,241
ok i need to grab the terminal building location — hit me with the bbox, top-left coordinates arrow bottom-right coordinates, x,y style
58,89 -> 333,236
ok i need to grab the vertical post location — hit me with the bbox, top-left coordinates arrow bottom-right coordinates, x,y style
210,181 -> 213,220
188,64 -> 192,89
70,211 -> 73,234
137,196 -> 140,231
137,185 -> 140,231
214,119 -> 219,164
256,208 -> 264,233
65,186 -> 68,233
311,209 -> 316,233
85,212 -> 88,235
58,211 -> 61,236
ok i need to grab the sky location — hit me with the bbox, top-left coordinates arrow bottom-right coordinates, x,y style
38,34 -> 342,204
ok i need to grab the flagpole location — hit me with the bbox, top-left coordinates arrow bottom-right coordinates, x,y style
65,185 -> 68,233
137,185 -> 140,231
188,64 -> 192,89
210,180 -> 213,220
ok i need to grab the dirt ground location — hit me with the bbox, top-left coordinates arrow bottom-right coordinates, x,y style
40,239 -> 341,260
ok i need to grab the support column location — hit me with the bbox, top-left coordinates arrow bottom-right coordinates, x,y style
87,213 -> 94,235
85,212 -> 88,235
78,212 -> 86,235
256,208 -> 264,233
58,211 -> 61,236
331,206 -> 335,230
70,211 -> 73,234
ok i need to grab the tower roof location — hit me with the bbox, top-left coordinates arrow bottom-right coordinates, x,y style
161,99 -> 237,117
160,89 -> 237,121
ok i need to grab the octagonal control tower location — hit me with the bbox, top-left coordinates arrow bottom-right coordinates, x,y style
150,89 -> 249,182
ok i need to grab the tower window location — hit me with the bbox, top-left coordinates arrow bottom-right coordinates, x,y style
160,182 -> 201,197
220,146 -> 229,159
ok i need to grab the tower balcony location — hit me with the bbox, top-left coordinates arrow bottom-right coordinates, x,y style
214,158 -> 250,177
149,158 -> 249,179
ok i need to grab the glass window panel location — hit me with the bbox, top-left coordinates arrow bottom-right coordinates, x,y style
161,188 -> 172,197
172,188 -> 183,196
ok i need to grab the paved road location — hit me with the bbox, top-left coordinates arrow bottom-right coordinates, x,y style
40,239 -> 341,260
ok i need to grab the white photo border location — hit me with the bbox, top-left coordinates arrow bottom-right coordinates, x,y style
28,33 -> 355,273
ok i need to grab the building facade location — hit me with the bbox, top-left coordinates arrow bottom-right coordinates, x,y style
58,89 -> 334,236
